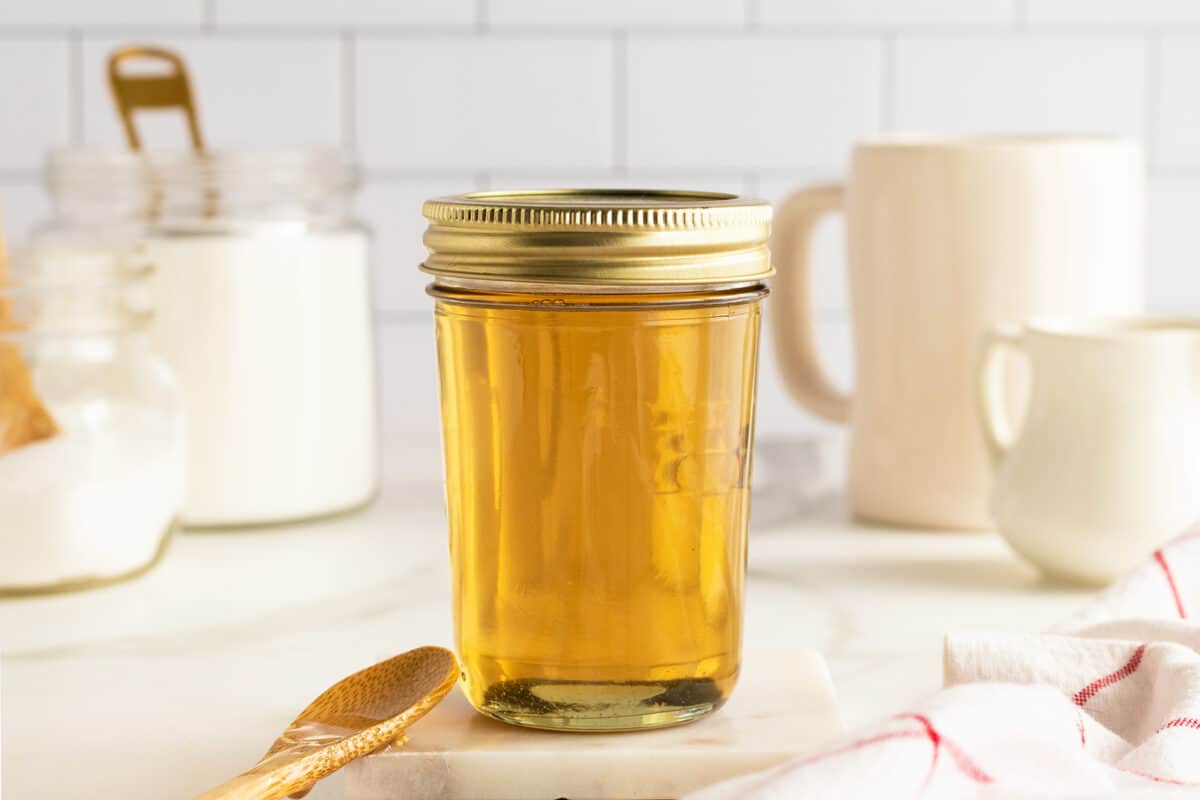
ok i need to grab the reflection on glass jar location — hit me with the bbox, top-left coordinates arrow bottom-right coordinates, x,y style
422,191 -> 773,731
0,248 -> 183,595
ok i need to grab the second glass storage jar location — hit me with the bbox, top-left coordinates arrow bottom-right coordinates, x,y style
0,247 -> 182,594
36,147 -> 378,527
423,190 -> 773,731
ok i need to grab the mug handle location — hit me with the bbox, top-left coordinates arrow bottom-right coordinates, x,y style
976,324 -> 1027,463
770,185 -> 852,423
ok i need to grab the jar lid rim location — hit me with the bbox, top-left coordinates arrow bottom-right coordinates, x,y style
425,188 -> 770,223
421,189 -> 774,288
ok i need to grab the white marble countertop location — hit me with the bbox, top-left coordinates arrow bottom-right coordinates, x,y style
0,439 -> 1096,799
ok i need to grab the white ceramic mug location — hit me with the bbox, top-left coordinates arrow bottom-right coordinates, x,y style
978,318 -> 1200,585
772,136 -> 1145,529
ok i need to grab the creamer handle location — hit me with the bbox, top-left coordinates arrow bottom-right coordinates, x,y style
976,324 -> 1027,463
770,185 -> 851,423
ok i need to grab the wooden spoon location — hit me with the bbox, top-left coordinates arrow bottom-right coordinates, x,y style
194,646 -> 459,800
0,216 -> 59,454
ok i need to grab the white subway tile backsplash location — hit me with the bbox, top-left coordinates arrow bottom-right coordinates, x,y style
759,0 -> 1014,27
0,40 -> 69,170
1156,39 -> 1200,168
356,39 -> 614,170
1028,1 -> 1200,26
7,4 -> 1200,465
358,178 -> 483,314
756,307 -> 853,439
0,0 -> 202,26
81,38 -> 343,149
1147,177 -> 1200,312
627,37 -> 882,170
216,0 -> 474,26
491,0 -> 744,27
0,181 -> 52,244
893,36 -> 1145,138
376,322 -> 441,444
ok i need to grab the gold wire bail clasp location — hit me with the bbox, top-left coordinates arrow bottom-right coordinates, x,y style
107,46 -> 205,152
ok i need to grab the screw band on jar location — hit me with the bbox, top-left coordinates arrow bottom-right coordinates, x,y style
421,189 -> 773,291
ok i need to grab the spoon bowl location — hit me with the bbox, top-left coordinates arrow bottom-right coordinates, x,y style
194,645 -> 459,800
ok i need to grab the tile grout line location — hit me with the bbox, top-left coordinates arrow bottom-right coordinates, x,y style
375,310 -> 432,326
359,167 -> 836,182
0,23 -> 1190,39
1146,32 -> 1161,171
67,28 -> 84,145
744,0 -> 760,31
341,30 -> 357,154
613,29 -> 628,175
1149,165 -> 1200,179
475,0 -> 489,34
4,23 -> 1168,38
1013,0 -> 1028,31
880,32 -> 895,131
0,169 -> 41,181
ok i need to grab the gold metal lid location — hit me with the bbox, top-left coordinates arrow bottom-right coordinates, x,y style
421,189 -> 773,289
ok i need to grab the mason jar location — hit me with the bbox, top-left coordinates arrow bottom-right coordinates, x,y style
36,147 -> 378,528
0,247 -> 182,594
422,190 -> 772,731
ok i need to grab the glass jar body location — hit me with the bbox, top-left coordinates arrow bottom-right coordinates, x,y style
35,148 -> 379,527
0,263 -> 183,594
433,285 -> 765,731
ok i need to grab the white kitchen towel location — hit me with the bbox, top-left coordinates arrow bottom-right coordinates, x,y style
689,530 -> 1200,799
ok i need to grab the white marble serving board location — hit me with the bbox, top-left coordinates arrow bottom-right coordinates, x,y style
344,649 -> 842,800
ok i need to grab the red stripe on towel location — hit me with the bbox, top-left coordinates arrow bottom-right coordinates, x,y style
1077,712 -> 1087,747
762,728 -> 927,790
943,739 -> 994,784
908,714 -> 941,792
1156,717 -> 1200,733
1072,644 -> 1147,706
897,713 -> 994,785
797,729 -> 926,765
1121,766 -> 1190,786
1154,549 -> 1187,619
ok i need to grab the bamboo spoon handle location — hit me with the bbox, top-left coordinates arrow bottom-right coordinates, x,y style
193,753 -> 327,800
194,740 -> 404,800
192,771 -> 280,800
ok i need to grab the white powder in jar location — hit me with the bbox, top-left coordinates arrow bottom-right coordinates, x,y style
144,227 -> 378,527
0,407 -> 182,591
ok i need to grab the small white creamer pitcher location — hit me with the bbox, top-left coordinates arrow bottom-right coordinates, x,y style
977,318 -> 1200,585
